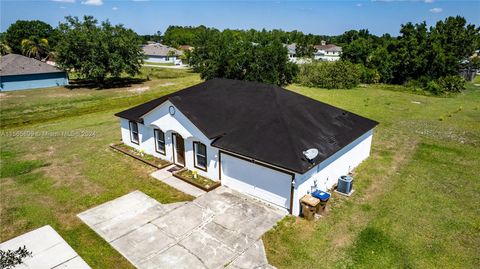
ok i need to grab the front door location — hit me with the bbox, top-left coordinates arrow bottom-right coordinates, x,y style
172,133 -> 185,166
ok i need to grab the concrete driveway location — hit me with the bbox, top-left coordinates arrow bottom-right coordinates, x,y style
78,187 -> 285,269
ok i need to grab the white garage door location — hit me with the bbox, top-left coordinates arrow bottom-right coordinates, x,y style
220,153 -> 292,210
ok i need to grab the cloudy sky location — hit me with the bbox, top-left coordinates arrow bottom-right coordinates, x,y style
1,0 -> 479,36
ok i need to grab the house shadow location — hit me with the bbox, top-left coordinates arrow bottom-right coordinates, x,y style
66,77 -> 147,90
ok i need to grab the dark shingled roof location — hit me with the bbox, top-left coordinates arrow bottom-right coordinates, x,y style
115,79 -> 378,173
0,54 -> 65,76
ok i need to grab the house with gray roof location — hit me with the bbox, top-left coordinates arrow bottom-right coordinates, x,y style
314,41 -> 342,62
142,43 -> 183,64
0,54 -> 69,91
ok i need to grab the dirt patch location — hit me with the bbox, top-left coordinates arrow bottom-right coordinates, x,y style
0,93 -> 26,99
128,86 -> 150,93
158,82 -> 176,87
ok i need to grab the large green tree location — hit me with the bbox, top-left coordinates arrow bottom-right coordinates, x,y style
4,20 -> 53,54
55,16 -> 144,82
190,30 -> 298,86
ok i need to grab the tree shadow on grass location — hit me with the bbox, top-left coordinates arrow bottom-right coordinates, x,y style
66,77 -> 147,90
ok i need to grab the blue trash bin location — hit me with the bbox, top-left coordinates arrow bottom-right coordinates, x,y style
312,190 -> 331,213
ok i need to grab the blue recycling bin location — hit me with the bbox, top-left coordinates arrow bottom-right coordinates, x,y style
312,190 -> 331,205
312,190 -> 331,214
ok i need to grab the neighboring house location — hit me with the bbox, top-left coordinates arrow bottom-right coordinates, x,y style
0,54 -> 69,91
286,43 -> 297,62
142,43 -> 183,64
314,41 -> 342,62
285,43 -> 311,64
115,79 -> 378,215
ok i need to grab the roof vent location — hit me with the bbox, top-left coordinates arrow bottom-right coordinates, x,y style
303,148 -> 318,162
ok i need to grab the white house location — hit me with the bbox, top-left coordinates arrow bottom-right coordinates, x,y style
142,43 -> 183,64
314,41 -> 342,62
115,79 -> 377,215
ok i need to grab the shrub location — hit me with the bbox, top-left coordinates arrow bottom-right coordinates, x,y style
423,75 -> 466,95
297,60 -> 360,89
358,65 -> 380,84
437,76 -> 466,93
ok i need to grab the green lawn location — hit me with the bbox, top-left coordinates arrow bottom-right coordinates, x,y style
263,80 -> 480,268
0,70 -> 479,268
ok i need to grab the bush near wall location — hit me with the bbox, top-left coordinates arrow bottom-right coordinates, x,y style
297,61 -> 361,89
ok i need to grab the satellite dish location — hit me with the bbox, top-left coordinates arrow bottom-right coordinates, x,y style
303,148 -> 318,162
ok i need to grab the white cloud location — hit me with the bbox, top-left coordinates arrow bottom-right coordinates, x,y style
52,0 -> 75,3
356,3 -> 363,7
429,7 -> 442,13
424,0 -> 434,3
82,0 -> 103,6
112,6 -> 118,10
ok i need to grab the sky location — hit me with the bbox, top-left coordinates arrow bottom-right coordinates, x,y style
1,0 -> 479,36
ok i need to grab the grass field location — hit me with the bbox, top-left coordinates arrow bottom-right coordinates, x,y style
1,69 -> 479,268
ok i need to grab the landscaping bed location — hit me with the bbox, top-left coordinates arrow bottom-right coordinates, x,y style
172,168 -> 220,191
110,143 -> 171,169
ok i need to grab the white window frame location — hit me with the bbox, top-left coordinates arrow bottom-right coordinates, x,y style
154,129 -> 166,155
129,121 -> 139,144
193,142 -> 207,171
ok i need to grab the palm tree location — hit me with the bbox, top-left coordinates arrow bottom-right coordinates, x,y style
21,38 -> 49,60
0,41 -> 11,56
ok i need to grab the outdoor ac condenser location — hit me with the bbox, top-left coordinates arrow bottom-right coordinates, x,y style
337,175 -> 353,194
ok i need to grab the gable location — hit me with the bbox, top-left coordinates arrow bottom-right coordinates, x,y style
142,100 -> 210,142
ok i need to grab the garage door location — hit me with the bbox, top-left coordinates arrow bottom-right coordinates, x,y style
220,153 -> 292,210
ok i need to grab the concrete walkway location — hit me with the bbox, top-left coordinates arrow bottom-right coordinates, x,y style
78,187 -> 285,269
151,165 -> 206,197
0,225 -> 91,269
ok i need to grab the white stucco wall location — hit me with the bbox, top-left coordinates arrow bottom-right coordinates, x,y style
120,101 -> 220,181
291,129 -> 374,215
146,56 -> 177,63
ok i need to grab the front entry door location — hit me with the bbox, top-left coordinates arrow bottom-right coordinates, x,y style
172,133 -> 185,166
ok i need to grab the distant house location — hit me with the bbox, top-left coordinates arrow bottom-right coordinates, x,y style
285,44 -> 311,64
142,43 -> 183,64
0,54 -> 69,91
314,41 -> 342,62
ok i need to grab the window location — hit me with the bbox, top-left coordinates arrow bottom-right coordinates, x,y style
193,142 -> 207,171
165,56 -> 170,61
129,121 -> 139,144
154,129 -> 165,154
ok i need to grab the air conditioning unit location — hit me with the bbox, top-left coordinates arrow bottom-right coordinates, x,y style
337,175 -> 353,194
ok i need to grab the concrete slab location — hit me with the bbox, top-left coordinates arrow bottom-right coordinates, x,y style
78,191 -> 169,242
227,240 -> 270,269
179,229 -> 237,268
0,225 -> 90,269
138,245 -> 206,269
151,167 -> 206,198
151,202 -> 213,239
111,223 -> 175,265
213,195 -> 285,240
202,222 -> 254,254
79,187 -> 284,269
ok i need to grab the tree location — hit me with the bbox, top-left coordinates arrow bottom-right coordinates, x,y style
190,30 -> 298,86
55,16 -> 144,82
0,41 -> 11,55
21,38 -> 49,60
0,246 -> 32,269
4,20 -> 53,54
